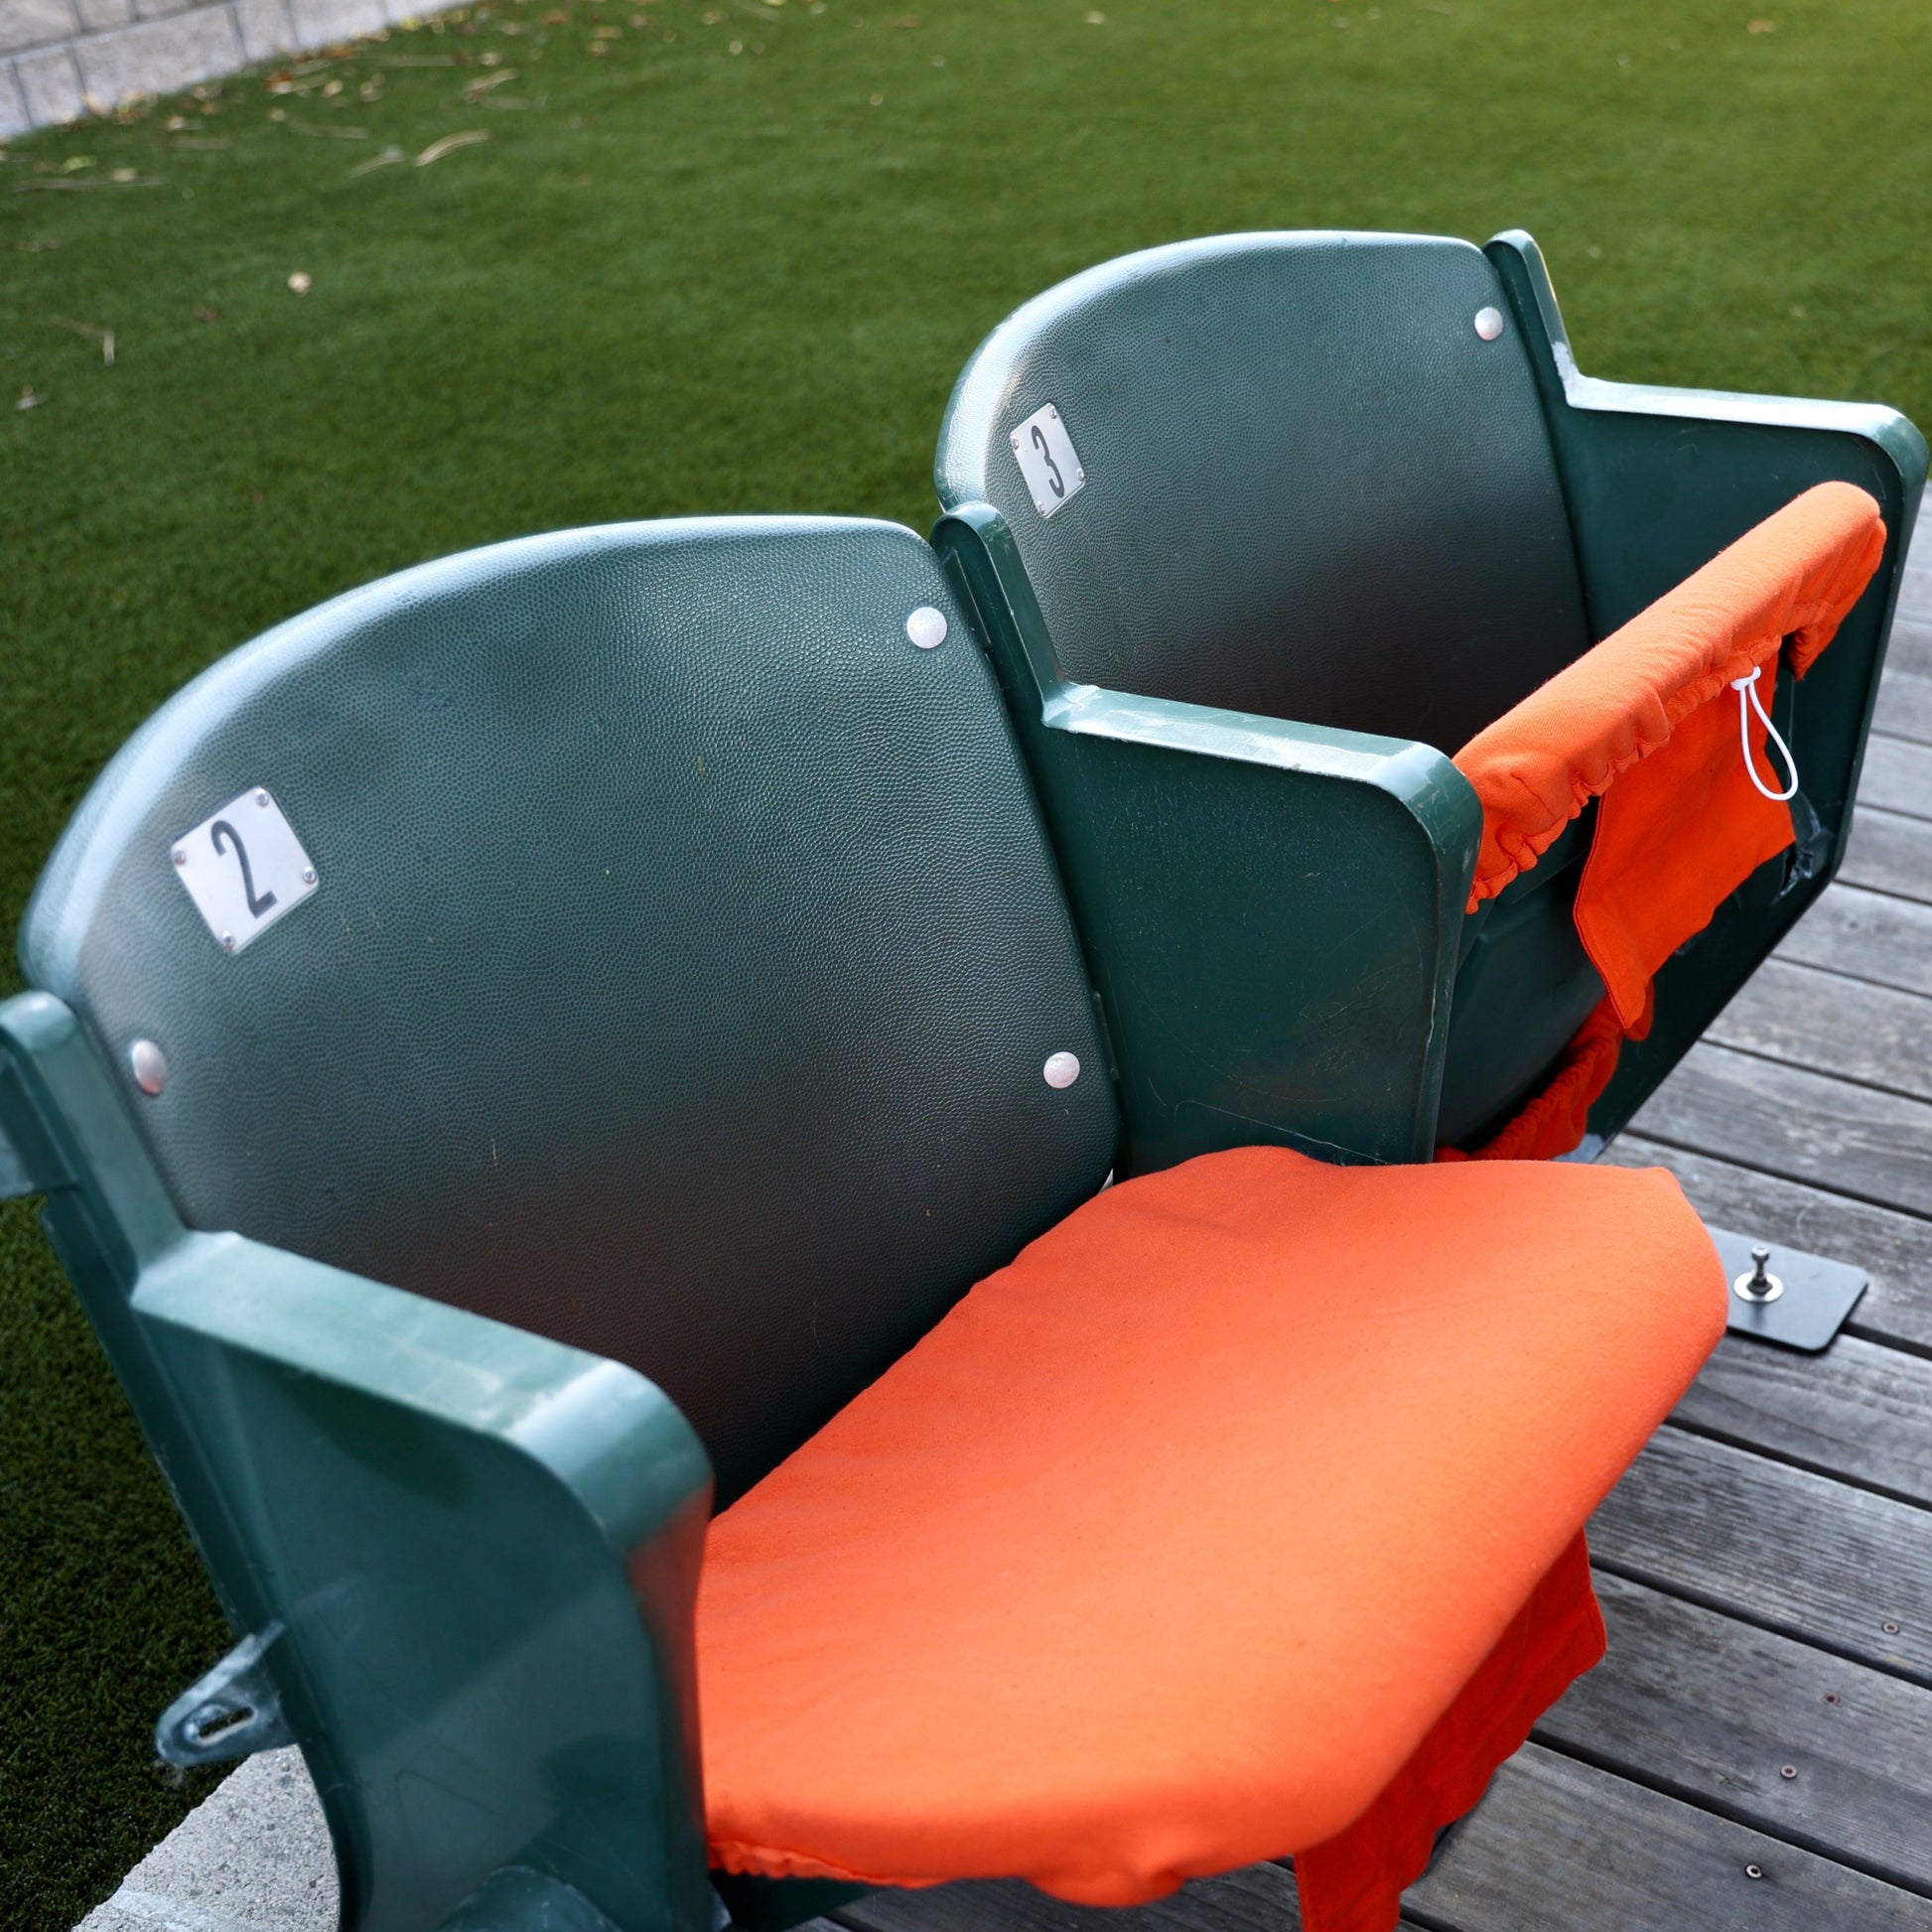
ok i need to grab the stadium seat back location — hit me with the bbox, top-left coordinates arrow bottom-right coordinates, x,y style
19,518 -> 1119,1500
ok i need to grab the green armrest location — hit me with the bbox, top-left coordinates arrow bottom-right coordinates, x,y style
1485,231 -> 1930,1137
934,504 -> 1482,1173
0,992 -> 715,1932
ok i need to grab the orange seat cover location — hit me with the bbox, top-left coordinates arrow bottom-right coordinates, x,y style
698,1147 -> 1725,1931
1453,481 -> 1884,1028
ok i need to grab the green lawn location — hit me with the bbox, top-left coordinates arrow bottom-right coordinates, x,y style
3,0 -> 1931,1920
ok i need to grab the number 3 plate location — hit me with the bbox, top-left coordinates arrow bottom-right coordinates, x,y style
171,786 -> 319,955
1010,403 -> 1086,520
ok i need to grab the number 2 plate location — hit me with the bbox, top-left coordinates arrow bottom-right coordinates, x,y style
171,786 -> 319,955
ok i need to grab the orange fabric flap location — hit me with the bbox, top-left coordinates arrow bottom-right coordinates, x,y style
1452,482 -> 1885,911
1293,1530 -> 1605,1932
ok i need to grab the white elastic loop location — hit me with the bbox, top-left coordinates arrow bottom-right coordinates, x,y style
1731,665 -> 1800,803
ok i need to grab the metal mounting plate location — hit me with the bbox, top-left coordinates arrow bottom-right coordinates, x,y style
1710,1226 -> 1867,1352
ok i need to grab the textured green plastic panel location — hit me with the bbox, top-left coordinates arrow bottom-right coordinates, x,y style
1485,231 -> 1930,1141
935,231 -> 1592,756
935,502 -> 1480,1173
20,518 -> 1118,1505
0,992 -> 713,1932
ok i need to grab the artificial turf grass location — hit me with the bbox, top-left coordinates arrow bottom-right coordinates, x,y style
4,0 -> 1932,1921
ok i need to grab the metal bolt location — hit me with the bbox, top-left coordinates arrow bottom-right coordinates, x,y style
1745,1865 -> 1764,1880
301,867 -> 317,886
1883,1619 -> 1902,1634
1042,1050 -> 1081,1089
1824,1693 -> 1841,1705
172,847 -> 188,867
254,788 -> 270,807
1734,1244 -> 1784,1304
220,931 -> 236,952
128,1038 -> 168,1096
1473,306 -> 1505,342
904,606 -> 949,650
1779,1764 -> 1797,1780
1047,405 -> 1059,419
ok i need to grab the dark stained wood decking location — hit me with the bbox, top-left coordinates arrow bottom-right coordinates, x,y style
805,508 -> 1932,1931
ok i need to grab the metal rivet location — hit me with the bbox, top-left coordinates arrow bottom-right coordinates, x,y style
219,931 -> 236,952
1825,1692 -> 1841,1705
301,867 -> 317,886
1473,306 -> 1505,342
254,788 -> 270,807
1779,1764 -> 1798,1779
1047,405 -> 1059,419
1883,1619 -> 1902,1634
172,847 -> 188,867
905,606 -> 948,650
129,1038 -> 168,1096
1042,1050 -> 1081,1089
1745,1864 -> 1764,1880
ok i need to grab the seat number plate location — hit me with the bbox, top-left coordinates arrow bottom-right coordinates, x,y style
170,787 -> 319,955
1010,404 -> 1086,519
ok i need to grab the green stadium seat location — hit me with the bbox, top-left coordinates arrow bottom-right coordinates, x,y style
932,228 -> 1927,1160
1,514 -> 1723,1932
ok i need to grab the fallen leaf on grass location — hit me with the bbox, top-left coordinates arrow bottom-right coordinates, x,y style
195,305 -> 219,322
415,129 -> 489,164
1747,17 -> 1775,30
461,67 -> 519,97
15,237 -> 61,250
288,270 -> 313,293
348,144 -> 407,174
53,316 -> 114,365
17,386 -> 43,410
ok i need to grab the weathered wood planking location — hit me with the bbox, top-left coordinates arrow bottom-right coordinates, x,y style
1843,804 -> 1932,902
1776,881 -> 1932,996
1540,1573 -> 1932,1895
1588,1429 -> 1932,1686
1672,1333 -> 1932,1509
833,1862 -> 1374,1932
1407,1744 -> 1932,1930
1873,669 -> 1932,746
1605,1131 -> 1932,1351
1856,733 -> 1932,821
1627,1039 -> 1932,1213
1703,955 -> 1932,1100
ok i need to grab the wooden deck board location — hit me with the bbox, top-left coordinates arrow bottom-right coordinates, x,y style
1703,954 -> 1932,1101
1406,1746 -> 1932,1932
1588,1430 -> 1932,1687
1538,1573 -> 1932,1894
1854,732 -> 1932,821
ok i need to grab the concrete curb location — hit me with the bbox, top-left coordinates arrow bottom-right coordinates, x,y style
74,1749 -> 339,1932
0,0 -> 431,138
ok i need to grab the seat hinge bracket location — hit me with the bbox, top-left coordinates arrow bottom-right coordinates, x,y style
1711,1226 -> 1867,1352
155,1622 -> 294,1766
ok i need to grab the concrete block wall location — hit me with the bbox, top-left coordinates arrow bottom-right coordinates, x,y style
0,0 -> 423,138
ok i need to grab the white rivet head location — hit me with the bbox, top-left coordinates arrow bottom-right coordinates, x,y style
905,606 -> 948,650
301,867 -> 317,886
1474,306 -> 1505,342
1042,1050 -> 1081,1089
254,788 -> 270,807
171,847 -> 188,867
219,931 -> 236,952
129,1038 -> 168,1096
